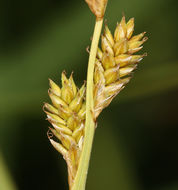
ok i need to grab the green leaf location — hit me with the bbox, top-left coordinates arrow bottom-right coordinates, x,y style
0,153 -> 17,190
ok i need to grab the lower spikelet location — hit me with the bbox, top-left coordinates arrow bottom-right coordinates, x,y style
43,72 -> 86,189
43,16 -> 147,189
94,16 -> 147,118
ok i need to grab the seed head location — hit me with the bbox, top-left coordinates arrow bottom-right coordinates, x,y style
43,72 -> 86,189
94,16 -> 147,118
43,15 -> 148,189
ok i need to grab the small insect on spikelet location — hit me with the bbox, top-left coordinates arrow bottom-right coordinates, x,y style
43,72 -> 86,189
93,16 -> 147,118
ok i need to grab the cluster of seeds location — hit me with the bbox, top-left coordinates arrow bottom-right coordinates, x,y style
43,16 -> 147,189
43,72 -> 86,187
94,16 -> 147,118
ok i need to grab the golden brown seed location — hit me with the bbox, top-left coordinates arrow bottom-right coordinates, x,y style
104,80 -> 124,96
102,53 -> 115,70
129,32 -> 146,42
67,116 -> 80,131
49,139 -> 67,156
61,82 -> 74,104
94,61 -> 105,84
72,123 -> 84,143
60,133 -> 76,150
50,128 -> 62,141
104,25 -> 115,46
114,16 -> 127,42
69,84 -> 85,113
69,74 -> 77,97
51,122 -> 73,135
48,90 -> 67,108
97,47 -> 103,60
46,111 -> 66,125
78,103 -> 86,120
43,103 -> 58,115
126,18 -> 134,39
119,65 -> 136,77
61,71 -> 68,86
115,54 -> 132,66
58,104 -> 72,120
104,65 -> 120,85
113,38 -> 128,56
128,37 -> 148,54
49,79 -> 61,97
101,35 -> 114,55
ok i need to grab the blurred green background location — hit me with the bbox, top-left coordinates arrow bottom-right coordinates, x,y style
0,0 -> 178,190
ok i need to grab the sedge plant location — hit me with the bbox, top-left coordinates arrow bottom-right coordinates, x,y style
43,0 -> 147,189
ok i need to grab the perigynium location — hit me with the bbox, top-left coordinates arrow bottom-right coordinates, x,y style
43,0 -> 147,189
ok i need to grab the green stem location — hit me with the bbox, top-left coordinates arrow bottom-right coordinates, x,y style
72,18 -> 103,190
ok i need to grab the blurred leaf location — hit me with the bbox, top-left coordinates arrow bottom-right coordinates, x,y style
87,120 -> 141,190
152,183 -> 178,190
0,152 -> 17,190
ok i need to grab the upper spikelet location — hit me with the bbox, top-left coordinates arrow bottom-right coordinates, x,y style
43,72 -> 86,189
94,16 -> 147,118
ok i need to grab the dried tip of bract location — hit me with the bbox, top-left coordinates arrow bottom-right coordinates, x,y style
85,0 -> 108,19
86,46 -> 90,54
47,127 -> 55,141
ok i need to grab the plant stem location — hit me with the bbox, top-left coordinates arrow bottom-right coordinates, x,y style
72,18 -> 103,190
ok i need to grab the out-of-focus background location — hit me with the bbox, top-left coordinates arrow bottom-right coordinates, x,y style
0,0 -> 178,190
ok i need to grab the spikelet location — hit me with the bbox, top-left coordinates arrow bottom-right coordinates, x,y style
43,72 -> 86,189
94,16 -> 147,118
